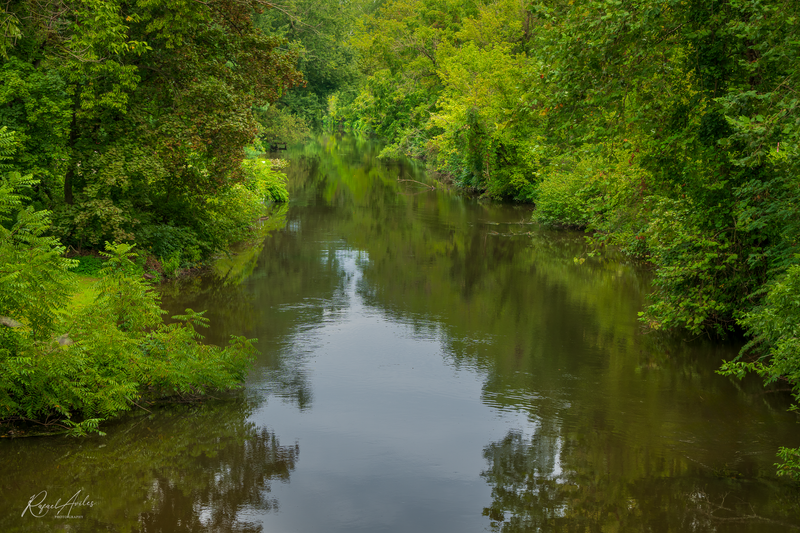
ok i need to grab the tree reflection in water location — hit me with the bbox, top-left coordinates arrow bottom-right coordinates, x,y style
481,429 -> 800,532
158,134 -> 800,531
0,400 -> 298,533
139,427 -> 298,533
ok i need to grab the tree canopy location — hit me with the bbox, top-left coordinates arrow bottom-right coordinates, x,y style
2,0 -> 300,262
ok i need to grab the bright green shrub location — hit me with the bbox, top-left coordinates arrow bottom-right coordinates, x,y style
533,148 -> 652,235
532,151 -> 613,228
532,163 -> 591,227
198,158 -> 288,256
0,173 -> 257,435
242,158 -> 290,204
0,173 -> 75,342
69,255 -> 105,276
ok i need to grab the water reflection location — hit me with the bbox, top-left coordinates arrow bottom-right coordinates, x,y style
5,134 -> 799,532
157,134 -> 800,530
0,400 -> 298,532
482,428 -> 800,532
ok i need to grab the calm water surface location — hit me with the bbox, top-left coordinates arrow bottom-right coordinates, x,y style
2,134 -> 800,532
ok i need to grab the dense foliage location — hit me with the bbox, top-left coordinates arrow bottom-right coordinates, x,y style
1,0 -> 298,267
1,0 -> 798,475
253,0 -> 364,137
0,1 -> 297,431
0,170 -> 257,435
332,0 -> 800,477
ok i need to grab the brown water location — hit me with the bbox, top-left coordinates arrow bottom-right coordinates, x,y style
2,134 -> 800,532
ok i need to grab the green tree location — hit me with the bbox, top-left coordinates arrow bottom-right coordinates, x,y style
254,0 -> 364,129
1,0 -> 302,261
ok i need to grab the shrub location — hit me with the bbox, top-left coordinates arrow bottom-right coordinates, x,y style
69,255 -> 105,276
532,152 -> 608,228
1,173 -> 257,435
242,158 -> 290,204
532,165 -> 592,227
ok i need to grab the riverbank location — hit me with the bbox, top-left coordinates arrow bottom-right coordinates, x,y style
4,133 -> 799,530
0,188 -> 273,439
154,133 -> 800,530
334,1 -> 800,467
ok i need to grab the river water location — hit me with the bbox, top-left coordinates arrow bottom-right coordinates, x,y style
2,134 -> 800,532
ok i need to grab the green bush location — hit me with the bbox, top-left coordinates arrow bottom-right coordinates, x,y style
244,158 -> 290,204
128,158 -> 290,278
146,224 -> 205,263
532,167 -> 590,227
532,153 -> 606,228
0,173 -> 258,435
69,255 -> 105,276
642,197 -> 746,335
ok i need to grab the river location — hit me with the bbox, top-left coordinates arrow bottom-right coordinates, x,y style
1,134 -> 799,532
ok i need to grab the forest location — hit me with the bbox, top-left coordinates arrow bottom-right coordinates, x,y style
1,0 -> 799,476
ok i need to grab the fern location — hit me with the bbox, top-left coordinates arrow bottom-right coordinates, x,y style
1,171 -> 258,436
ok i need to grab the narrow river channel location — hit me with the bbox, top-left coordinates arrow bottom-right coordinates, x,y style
2,134 -> 800,532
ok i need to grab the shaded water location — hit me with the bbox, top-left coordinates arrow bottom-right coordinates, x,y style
2,134 -> 800,532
